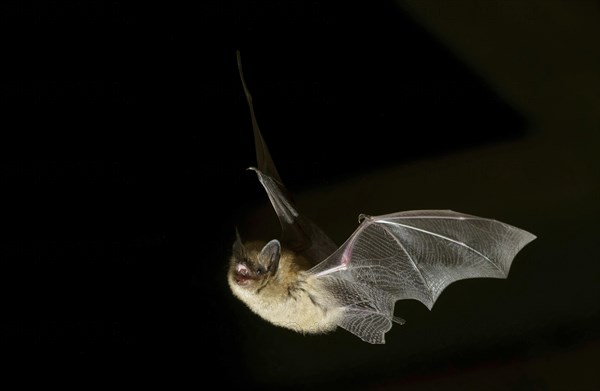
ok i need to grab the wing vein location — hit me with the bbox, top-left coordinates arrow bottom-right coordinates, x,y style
387,215 -> 479,221
378,220 -> 503,274
378,222 -> 433,304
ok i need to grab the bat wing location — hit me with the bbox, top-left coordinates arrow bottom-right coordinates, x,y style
308,210 -> 536,344
237,51 -> 337,262
249,167 -> 337,262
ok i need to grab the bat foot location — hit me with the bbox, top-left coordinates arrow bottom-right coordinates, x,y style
392,316 -> 406,325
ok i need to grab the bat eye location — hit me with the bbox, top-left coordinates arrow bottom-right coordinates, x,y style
255,267 -> 265,276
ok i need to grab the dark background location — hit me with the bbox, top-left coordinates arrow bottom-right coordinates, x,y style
1,1 -> 598,389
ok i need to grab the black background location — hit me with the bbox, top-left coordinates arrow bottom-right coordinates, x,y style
1,1 -> 598,389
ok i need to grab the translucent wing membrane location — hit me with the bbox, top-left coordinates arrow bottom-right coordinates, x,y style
237,51 -> 337,264
309,210 -> 536,343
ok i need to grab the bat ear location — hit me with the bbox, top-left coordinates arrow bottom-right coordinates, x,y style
232,228 -> 246,260
259,239 -> 281,273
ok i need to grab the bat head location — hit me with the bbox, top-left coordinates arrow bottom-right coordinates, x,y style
229,232 -> 281,290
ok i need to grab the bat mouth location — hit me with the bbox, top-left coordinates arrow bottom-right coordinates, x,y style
234,262 -> 254,285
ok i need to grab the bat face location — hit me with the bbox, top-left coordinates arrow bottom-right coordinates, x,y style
230,258 -> 258,286
228,238 -> 281,291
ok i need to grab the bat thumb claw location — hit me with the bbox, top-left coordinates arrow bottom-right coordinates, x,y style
358,214 -> 372,223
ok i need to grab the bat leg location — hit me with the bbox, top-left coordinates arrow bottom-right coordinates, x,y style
392,316 -> 406,325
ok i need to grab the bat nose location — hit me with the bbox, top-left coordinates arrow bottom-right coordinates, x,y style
237,263 -> 250,275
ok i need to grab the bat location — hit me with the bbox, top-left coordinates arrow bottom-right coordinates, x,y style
228,51 -> 536,344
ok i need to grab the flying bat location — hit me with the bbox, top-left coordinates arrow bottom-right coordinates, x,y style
228,51 -> 536,344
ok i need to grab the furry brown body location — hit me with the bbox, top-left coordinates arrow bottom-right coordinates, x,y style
227,241 -> 343,334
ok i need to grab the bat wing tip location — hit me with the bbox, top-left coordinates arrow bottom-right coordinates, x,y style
520,230 -> 537,247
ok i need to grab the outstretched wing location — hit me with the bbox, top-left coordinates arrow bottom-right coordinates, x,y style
308,210 -> 536,344
236,51 -> 337,262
